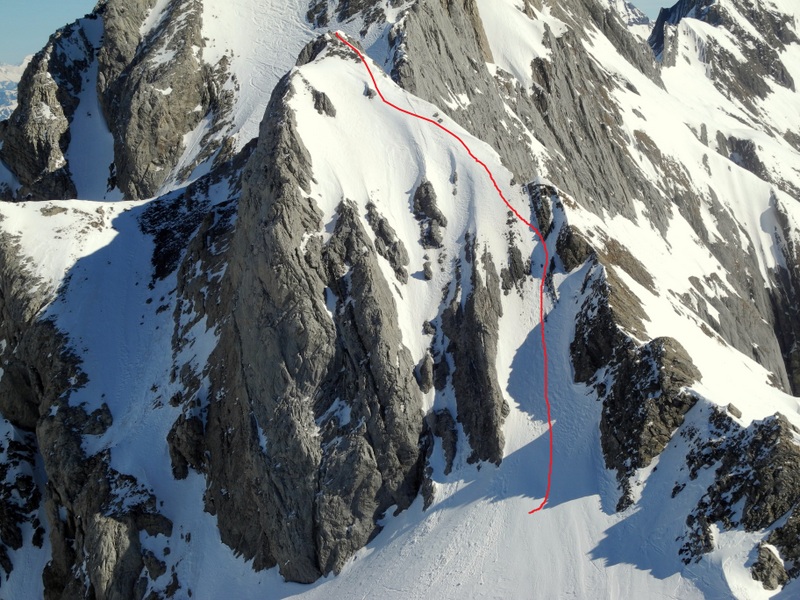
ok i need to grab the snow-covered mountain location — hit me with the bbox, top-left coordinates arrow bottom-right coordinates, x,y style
604,0 -> 653,38
1,0 -> 800,598
0,58 -> 30,121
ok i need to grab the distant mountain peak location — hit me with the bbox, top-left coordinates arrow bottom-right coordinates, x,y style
605,0 -> 651,27
0,56 -> 30,120
0,55 -> 31,83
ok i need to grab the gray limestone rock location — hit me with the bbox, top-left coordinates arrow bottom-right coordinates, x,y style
390,0 -> 800,406
307,0 -> 400,29
0,221 -> 172,598
1,0 -> 798,593
600,337 -> 700,510
500,245 -> 528,293
98,0 -> 225,198
433,408 -> 458,476
96,0 -> 158,91
570,260 -> 645,384
442,244 -> 508,465
766,505 -> 800,581
772,197 -> 800,396
556,224 -> 594,272
198,58 -> 424,583
3,0 -> 236,200
366,202 -> 410,282
203,74 -> 328,583
416,352 -> 435,394
677,409 -> 800,582
167,415 -> 205,479
391,0 -> 666,232
413,180 -> 447,248
752,544 -> 789,590
312,89 -> 337,117
727,403 -> 743,419
570,255 -> 700,510
0,19 -> 95,199
315,200 -> 425,572
419,406 -> 458,509
0,429 -> 42,577
651,0 -> 796,114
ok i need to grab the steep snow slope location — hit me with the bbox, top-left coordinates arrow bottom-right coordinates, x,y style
62,17 -> 120,201
197,0 -> 314,150
603,0 -> 652,38
155,0 -> 411,193
572,27 -> 800,417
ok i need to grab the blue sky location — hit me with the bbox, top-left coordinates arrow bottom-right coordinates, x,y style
634,0 -> 668,19
0,0 -> 668,65
1,1 -> 97,64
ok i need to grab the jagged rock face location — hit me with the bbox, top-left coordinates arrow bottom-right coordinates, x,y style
0,19 -> 95,199
0,231 -> 80,432
199,71 -> 424,583
387,0 -> 799,402
650,0 -> 797,105
569,252 -> 700,510
1,0 -> 236,201
533,182 -> 694,511
674,409 -> 800,582
599,336 -> 700,511
752,544 -> 789,590
601,0 -> 649,28
769,198 -> 800,396
412,181 -> 448,249
97,0 -> 232,198
307,0 -> 402,28
96,0 -> 157,89
366,202 -> 410,282
0,0 -> 799,596
315,199 -> 423,572
0,426 -> 43,578
442,243 -> 508,465
388,0 -> 665,233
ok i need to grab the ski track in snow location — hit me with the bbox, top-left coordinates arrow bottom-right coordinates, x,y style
333,31 -> 554,515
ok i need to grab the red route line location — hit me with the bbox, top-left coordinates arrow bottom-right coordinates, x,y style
334,32 -> 552,514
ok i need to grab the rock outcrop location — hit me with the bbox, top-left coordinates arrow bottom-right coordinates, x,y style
192,65 -> 425,583
97,0 -> 234,198
571,257 -> 700,510
1,0 -> 237,201
651,0 -> 797,108
0,18 -> 96,199
675,408 -> 800,588
0,425 -> 42,578
442,243 -> 508,465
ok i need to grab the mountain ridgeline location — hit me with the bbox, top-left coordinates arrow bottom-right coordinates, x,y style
0,0 -> 800,598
